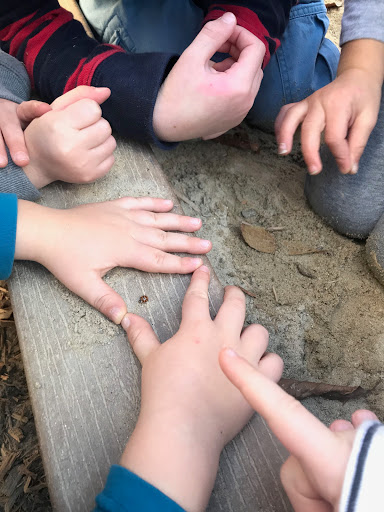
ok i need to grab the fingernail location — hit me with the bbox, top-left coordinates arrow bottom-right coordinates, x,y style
110,307 -> 125,324
191,218 -> 201,227
201,240 -> 211,249
351,163 -> 358,175
308,166 -> 320,175
199,265 -> 210,273
277,143 -> 287,155
359,410 -> 378,421
0,156 -> 7,167
222,12 -> 236,24
164,199 -> 173,207
224,347 -> 238,358
121,314 -> 130,330
14,151 -> 28,163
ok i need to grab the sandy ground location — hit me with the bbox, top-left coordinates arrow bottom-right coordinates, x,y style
2,5 -> 383,511
154,5 -> 384,425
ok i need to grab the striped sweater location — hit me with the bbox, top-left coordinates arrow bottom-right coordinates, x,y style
0,0 -> 295,146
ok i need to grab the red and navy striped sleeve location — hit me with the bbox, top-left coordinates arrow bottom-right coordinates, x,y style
194,0 -> 297,68
0,0 -> 177,146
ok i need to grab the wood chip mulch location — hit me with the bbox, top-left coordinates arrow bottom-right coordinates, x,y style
0,283 -> 51,512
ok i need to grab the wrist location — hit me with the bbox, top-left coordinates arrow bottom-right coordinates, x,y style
22,162 -> 53,189
338,40 -> 384,85
120,411 -> 222,512
15,200 -> 60,264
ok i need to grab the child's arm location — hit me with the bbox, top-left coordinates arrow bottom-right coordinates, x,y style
94,267 -> 283,511
1,2 -> 264,143
220,348 -> 382,511
275,0 -> 384,175
11,197 -> 211,323
21,87 -> 115,189
0,50 -> 51,199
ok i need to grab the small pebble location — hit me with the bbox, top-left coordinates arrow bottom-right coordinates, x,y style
241,209 -> 257,219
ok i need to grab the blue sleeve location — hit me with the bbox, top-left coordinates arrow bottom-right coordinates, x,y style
94,465 -> 186,512
0,193 -> 18,279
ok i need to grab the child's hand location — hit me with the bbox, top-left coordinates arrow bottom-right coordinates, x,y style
275,69 -> 382,175
153,13 -> 265,142
220,349 -> 379,511
15,197 -> 211,324
0,98 -> 50,167
22,87 -> 115,188
120,267 -> 283,512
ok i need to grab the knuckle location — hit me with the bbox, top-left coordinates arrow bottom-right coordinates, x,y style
187,289 -> 208,301
254,324 -> 269,339
83,99 -> 101,116
100,118 -> 112,135
93,293 -> 112,313
202,22 -> 222,42
158,230 -> 167,244
154,250 -> 166,268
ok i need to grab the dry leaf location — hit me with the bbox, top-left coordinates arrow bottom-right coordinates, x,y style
325,0 -> 342,7
238,286 -> 257,298
284,241 -> 330,256
214,131 -> 260,152
280,378 -> 368,401
241,223 -> 277,254
296,263 -> 316,279
0,308 -> 13,320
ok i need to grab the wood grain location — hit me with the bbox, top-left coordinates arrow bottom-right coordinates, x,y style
9,142 -> 291,510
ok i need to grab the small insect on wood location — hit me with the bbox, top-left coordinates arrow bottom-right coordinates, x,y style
139,295 -> 148,304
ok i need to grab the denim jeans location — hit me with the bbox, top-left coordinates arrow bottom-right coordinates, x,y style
80,0 -> 340,130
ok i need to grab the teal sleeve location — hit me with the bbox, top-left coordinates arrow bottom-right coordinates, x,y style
94,465 -> 186,512
0,193 -> 17,279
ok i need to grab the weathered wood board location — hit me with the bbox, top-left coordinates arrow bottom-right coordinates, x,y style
9,139 -> 291,511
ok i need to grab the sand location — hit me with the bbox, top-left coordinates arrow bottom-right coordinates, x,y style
153,5 -> 384,424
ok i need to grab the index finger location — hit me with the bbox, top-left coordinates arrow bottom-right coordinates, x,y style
227,38 -> 265,84
51,86 -> 111,111
61,98 -> 102,129
219,348 -> 339,467
181,266 -> 212,324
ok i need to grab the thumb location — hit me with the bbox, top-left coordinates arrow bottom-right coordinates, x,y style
121,313 -> 161,365
80,274 -> 127,324
17,100 -> 52,128
51,86 -> 111,111
185,12 -> 237,63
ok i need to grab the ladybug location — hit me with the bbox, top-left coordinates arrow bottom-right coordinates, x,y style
139,295 -> 148,304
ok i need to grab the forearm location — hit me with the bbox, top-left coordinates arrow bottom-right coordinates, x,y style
14,199 -> 60,265
338,39 -> 384,85
120,412 -> 222,512
195,0 -> 295,67
0,0 -> 177,146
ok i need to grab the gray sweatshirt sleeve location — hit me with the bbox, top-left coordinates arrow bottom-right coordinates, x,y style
341,0 -> 384,46
0,50 -> 40,201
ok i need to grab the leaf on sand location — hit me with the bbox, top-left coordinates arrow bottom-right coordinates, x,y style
241,223 -> 276,254
280,378 -> 368,401
214,131 -> 260,152
0,308 -> 13,320
284,241 -> 330,256
325,0 -> 342,7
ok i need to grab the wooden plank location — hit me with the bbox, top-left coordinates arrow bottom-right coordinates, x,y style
9,139 -> 291,511
15,1 -> 290,509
